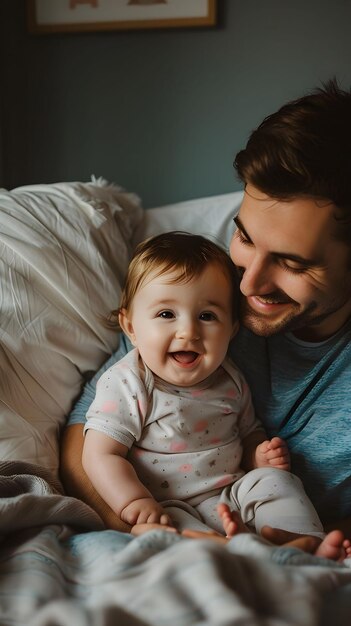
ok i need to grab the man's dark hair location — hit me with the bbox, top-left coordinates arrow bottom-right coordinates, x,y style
234,79 -> 351,228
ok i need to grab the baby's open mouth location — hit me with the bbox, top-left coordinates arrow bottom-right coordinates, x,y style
171,351 -> 199,364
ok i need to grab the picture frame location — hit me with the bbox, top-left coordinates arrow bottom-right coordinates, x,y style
27,0 -> 217,34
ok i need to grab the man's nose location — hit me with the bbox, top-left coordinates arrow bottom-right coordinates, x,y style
239,255 -> 277,296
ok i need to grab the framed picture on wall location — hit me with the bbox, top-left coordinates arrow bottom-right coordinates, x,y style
27,0 -> 217,33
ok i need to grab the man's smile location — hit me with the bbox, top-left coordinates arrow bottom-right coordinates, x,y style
246,295 -> 295,312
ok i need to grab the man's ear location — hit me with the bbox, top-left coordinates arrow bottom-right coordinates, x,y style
119,308 -> 137,346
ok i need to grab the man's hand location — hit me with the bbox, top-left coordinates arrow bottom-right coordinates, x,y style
255,436 -> 290,471
120,497 -> 173,526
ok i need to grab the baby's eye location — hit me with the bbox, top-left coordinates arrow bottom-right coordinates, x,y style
199,311 -> 217,321
158,310 -> 175,319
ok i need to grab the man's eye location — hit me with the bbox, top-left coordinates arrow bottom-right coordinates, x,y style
235,229 -> 251,246
281,261 -> 307,274
199,312 -> 217,321
158,310 -> 174,319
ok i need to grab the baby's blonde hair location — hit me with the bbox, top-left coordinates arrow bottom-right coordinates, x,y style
109,231 -> 239,327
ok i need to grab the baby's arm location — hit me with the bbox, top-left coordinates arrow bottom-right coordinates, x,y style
241,431 -> 290,472
83,430 -> 172,526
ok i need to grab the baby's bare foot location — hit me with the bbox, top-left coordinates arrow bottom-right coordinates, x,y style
344,539 -> 351,559
217,503 -> 249,538
315,531 -> 351,562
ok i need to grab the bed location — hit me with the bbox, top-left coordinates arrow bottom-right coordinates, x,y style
1,177 -> 351,626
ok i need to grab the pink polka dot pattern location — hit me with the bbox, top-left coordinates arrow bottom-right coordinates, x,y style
214,476 -> 232,489
170,441 -> 188,452
226,388 -> 237,399
191,389 -> 204,398
193,419 -> 209,432
101,401 -> 118,412
178,464 -> 193,473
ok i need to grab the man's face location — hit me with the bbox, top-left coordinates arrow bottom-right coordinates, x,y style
229,185 -> 351,341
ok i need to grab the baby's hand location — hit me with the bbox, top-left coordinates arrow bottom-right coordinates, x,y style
120,497 -> 173,526
255,436 -> 290,471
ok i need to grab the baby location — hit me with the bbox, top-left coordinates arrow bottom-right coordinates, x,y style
82,232 -> 348,558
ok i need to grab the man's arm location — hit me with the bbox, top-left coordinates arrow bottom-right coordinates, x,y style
60,336 -> 134,530
60,423 -> 131,532
82,430 -> 172,527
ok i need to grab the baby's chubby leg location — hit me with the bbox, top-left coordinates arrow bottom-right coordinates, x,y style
222,467 -> 325,538
218,503 -> 351,561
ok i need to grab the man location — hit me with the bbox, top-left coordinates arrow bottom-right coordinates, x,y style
61,79 -> 351,535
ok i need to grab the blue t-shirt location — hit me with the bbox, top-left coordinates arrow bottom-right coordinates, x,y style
68,324 -> 351,523
229,321 -> 351,523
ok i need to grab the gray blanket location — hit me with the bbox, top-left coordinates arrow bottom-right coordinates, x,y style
0,461 -> 351,626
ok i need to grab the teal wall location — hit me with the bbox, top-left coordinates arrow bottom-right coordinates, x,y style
2,0 -> 351,207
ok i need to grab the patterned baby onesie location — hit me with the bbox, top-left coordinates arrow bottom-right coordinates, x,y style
84,348 -> 324,537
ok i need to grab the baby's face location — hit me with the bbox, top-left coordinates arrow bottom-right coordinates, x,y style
121,263 -> 237,387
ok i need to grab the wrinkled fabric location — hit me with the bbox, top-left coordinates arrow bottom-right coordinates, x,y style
0,461 -> 351,626
0,179 -> 143,473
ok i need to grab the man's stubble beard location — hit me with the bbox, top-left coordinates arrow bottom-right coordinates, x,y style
239,298 -> 318,337
240,293 -> 351,338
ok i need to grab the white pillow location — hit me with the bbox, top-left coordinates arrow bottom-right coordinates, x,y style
133,191 -> 243,250
0,183 -> 242,473
0,178 -> 143,474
